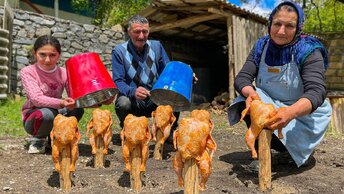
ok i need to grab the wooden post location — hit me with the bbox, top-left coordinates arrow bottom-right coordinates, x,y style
258,129 -> 272,192
226,16 -> 235,101
183,158 -> 199,194
328,96 -> 344,136
153,130 -> 164,160
130,145 -> 142,192
94,136 -> 104,168
59,146 -> 72,192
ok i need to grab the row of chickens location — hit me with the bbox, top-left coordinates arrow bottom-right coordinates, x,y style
50,109 -> 113,173
49,105 -> 217,191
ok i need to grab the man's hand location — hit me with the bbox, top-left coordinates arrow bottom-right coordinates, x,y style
135,86 -> 151,100
193,73 -> 198,84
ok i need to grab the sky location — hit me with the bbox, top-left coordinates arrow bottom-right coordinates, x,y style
229,0 -> 283,18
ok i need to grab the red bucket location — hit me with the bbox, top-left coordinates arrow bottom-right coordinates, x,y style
66,52 -> 117,108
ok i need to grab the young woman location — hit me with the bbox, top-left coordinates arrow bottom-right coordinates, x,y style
21,35 -> 84,154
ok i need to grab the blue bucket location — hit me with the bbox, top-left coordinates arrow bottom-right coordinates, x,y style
150,61 -> 193,111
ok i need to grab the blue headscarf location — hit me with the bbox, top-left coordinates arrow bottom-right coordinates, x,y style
253,1 -> 328,69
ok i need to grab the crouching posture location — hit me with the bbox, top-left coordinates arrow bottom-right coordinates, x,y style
173,117 -> 217,191
121,114 -> 151,172
86,108 -> 113,155
50,114 -> 81,172
240,94 -> 285,158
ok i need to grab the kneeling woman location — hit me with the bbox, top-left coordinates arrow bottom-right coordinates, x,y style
228,1 -> 332,168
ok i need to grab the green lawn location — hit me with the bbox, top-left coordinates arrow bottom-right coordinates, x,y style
0,97 -> 120,139
0,98 -> 26,137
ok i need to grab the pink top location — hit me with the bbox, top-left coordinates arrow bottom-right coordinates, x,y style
21,64 -> 67,120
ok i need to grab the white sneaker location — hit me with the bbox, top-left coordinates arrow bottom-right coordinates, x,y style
28,138 -> 46,154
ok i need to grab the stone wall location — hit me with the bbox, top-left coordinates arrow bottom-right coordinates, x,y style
0,7 -> 125,95
324,33 -> 344,91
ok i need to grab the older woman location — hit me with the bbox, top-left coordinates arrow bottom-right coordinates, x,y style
228,1 -> 331,169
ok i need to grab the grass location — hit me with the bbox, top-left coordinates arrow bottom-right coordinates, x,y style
2,97 -> 339,140
0,98 -> 26,137
77,104 -> 120,142
0,97 -> 120,139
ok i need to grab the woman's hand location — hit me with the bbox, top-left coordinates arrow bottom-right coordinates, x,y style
135,86 -> 150,100
266,98 -> 312,130
266,107 -> 294,130
245,92 -> 260,109
241,86 -> 259,109
61,97 -> 76,110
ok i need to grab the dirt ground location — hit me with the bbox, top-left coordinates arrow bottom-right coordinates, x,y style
0,111 -> 344,194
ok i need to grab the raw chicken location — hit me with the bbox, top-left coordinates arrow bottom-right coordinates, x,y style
151,105 -> 176,142
190,109 -> 215,157
86,108 -> 113,155
173,117 -> 216,191
121,114 -> 151,172
50,114 -> 81,172
240,94 -> 284,158
190,109 -> 214,133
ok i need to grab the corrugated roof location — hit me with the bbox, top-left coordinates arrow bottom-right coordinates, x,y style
131,0 -> 268,45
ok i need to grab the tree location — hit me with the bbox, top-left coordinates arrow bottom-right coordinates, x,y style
71,0 -> 151,27
242,0 -> 344,33
299,0 -> 344,32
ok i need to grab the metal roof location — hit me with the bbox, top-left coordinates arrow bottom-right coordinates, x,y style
134,0 -> 268,45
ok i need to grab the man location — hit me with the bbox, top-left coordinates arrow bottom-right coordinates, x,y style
112,14 -> 179,129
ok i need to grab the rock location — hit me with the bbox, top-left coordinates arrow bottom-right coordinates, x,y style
243,180 -> 255,188
2,187 -> 13,191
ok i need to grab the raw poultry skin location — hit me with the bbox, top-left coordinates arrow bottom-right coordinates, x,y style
151,105 -> 176,142
86,108 -> 113,155
173,117 -> 217,191
121,114 -> 151,172
190,109 -> 215,158
240,95 -> 284,159
50,114 -> 81,173
190,109 -> 214,133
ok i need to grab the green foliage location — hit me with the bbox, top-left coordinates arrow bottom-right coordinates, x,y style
105,0 -> 150,26
302,0 -> 344,33
71,0 -> 151,27
77,105 -> 119,142
0,97 -> 119,139
0,98 -> 26,137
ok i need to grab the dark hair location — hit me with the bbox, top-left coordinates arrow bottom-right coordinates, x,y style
127,14 -> 149,31
33,35 -> 61,54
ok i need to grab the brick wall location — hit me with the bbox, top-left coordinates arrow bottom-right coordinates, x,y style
325,33 -> 344,91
